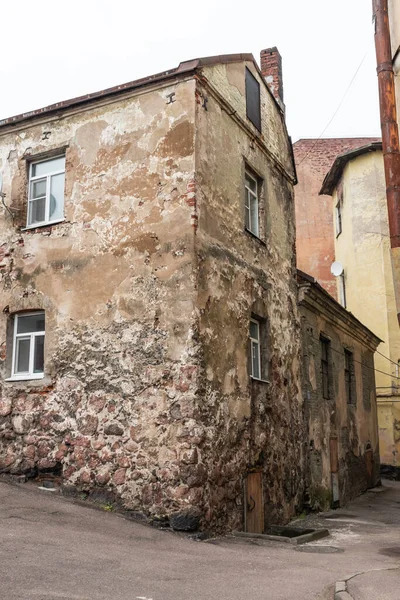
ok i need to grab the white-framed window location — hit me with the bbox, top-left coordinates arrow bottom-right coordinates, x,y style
339,272 -> 346,308
250,318 -> 261,379
27,156 -> 65,228
335,201 -> 342,236
245,171 -> 259,237
10,312 -> 45,380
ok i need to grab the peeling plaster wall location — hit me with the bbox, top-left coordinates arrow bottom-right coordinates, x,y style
299,286 -> 380,509
194,62 -> 304,529
0,79 -> 202,519
0,61 -> 302,532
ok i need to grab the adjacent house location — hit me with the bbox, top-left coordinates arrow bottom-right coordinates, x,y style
320,143 -> 400,476
0,50 -> 305,532
293,137 -> 380,300
298,270 -> 381,509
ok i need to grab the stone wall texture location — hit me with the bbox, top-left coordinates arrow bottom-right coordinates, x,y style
0,59 -> 303,532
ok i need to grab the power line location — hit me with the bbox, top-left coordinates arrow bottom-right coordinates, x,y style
375,348 -> 399,369
296,49 -> 370,167
311,333 -> 400,382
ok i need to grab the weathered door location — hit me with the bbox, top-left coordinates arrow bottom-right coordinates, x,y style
330,437 -> 340,508
244,471 -> 264,533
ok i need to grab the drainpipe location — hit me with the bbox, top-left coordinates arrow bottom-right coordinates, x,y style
373,0 -> 400,325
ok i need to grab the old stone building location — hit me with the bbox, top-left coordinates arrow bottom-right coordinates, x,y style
0,51 -> 303,532
298,271 -> 381,509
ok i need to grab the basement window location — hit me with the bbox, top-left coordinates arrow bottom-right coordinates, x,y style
27,155 -> 65,228
8,312 -> 45,381
245,68 -> 261,132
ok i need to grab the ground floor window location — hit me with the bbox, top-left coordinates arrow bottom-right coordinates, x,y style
11,311 -> 45,379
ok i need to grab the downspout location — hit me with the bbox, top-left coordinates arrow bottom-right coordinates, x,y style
373,0 -> 400,325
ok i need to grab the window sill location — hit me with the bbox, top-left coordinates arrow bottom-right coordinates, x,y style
21,219 -> 65,231
250,376 -> 270,384
244,228 -> 266,246
5,374 -> 44,382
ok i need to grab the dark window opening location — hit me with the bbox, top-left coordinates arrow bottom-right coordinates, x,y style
345,349 -> 354,404
320,337 -> 330,399
245,68 -> 261,132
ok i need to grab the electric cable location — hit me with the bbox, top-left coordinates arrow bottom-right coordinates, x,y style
310,332 -> 400,381
296,48 -> 370,167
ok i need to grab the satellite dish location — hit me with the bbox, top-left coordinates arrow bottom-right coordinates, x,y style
331,261 -> 344,277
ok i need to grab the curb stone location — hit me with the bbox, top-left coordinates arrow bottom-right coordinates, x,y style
334,581 -> 354,600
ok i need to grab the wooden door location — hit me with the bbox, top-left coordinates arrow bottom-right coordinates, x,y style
330,437 -> 340,508
244,471 -> 264,533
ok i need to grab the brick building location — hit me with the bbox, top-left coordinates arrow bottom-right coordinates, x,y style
0,51 -> 304,533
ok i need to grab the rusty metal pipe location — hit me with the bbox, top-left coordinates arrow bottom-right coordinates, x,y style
373,0 -> 400,325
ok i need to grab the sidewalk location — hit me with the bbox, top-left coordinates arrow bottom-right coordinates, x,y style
289,480 -> 400,599
335,568 -> 400,599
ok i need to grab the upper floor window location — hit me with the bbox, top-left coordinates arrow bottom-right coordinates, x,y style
27,156 -> 65,228
335,201 -> 342,236
320,336 -> 331,399
344,349 -> 355,404
245,68 -> 261,132
245,170 -> 259,237
250,318 -> 261,379
11,311 -> 45,380
339,272 -> 346,308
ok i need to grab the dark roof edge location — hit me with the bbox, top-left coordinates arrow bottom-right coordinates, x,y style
297,268 -> 383,346
0,61 -> 200,131
293,137 -> 381,144
319,142 -> 383,196
0,53 -> 264,132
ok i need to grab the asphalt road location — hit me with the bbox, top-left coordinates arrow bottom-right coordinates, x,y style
1,480 -> 400,600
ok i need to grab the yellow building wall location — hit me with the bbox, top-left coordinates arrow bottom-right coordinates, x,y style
389,1 -> 400,145
333,151 -> 400,466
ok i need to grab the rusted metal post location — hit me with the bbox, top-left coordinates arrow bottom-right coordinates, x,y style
373,0 -> 400,325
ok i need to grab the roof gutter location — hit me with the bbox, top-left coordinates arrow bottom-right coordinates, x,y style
373,0 -> 400,326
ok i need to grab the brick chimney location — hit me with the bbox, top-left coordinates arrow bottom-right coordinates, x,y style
260,47 -> 284,110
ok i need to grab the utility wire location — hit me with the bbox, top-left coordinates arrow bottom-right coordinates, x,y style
296,49 -> 370,167
311,333 -> 400,381
375,348 -> 399,368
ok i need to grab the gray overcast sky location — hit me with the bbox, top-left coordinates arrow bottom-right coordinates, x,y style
0,0 -> 380,142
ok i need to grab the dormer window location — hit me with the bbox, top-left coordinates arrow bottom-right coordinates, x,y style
245,68 -> 261,132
